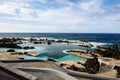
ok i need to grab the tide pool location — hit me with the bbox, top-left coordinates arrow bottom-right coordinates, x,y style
0,42 -> 88,61
57,55 -> 86,61
24,54 -> 86,61
23,42 -> 87,61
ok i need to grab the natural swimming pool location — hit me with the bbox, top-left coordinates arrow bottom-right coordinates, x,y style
0,42 -> 89,61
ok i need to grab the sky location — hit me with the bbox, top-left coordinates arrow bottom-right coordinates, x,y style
0,0 -> 120,33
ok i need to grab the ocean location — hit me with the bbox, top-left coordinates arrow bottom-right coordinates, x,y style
0,33 -> 120,61
0,33 -> 120,44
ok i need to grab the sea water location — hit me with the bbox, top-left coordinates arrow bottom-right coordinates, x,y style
0,33 -> 120,61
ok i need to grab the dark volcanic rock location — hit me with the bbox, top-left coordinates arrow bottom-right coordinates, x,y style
66,64 -> 86,72
67,64 -> 79,71
24,52 -> 28,55
61,57 -> 100,74
0,43 -> 22,49
84,57 -> 100,74
113,65 -> 120,78
33,41 -> 42,44
23,46 -> 29,50
47,41 -> 51,45
22,46 -> 35,49
94,44 -> 120,59
60,63 -> 67,67
47,58 -> 57,62
30,46 -> 35,49
0,38 -> 22,49
7,49 -> 15,52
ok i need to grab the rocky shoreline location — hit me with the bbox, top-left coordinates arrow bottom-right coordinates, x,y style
0,37 -> 120,79
66,49 -> 93,59
0,50 -> 39,60
57,44 -> 120,78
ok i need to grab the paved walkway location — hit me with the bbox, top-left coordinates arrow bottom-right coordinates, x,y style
0,70 -> 19,80
18,67 -> 77,80
0,60 -> 119,80
0,62 -> 38,80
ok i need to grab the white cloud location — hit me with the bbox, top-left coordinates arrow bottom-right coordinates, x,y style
0,5 -> 88,26
117,4 -> 120,8
0,2 -> 16,15
79,0 -> 106,14
0,22 -> 71,32
39,0 -> 47,3
104,13 -> 120,24
80,0 -> 96,11
57,0 -> 68,4
0,1 -> 31,15
18,8 -> 35,18
0,0 -> 33,3
0,0 -> 119,33
0,1 -> 36,18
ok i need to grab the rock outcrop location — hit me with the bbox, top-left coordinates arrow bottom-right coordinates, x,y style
33,41 -> 42,44
66,57 -> 100,74
47,58 -> 57,62
7,49 -> 15,52
22,46 -> 35,50
0,38 -> 22,49
47,40 -> 52,45
113,65 -> 120,78
94,44 -> 120,59
83,57 -> 100,74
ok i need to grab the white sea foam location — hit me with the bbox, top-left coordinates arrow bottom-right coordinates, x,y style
91,42 -> 111,48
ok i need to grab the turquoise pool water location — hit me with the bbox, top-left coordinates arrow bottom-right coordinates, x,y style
24,54 -> 86,61
0,42 -> 87,61
57,55 -> 86,61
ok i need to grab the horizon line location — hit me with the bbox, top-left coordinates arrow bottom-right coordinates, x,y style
0,32 -> 119,34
